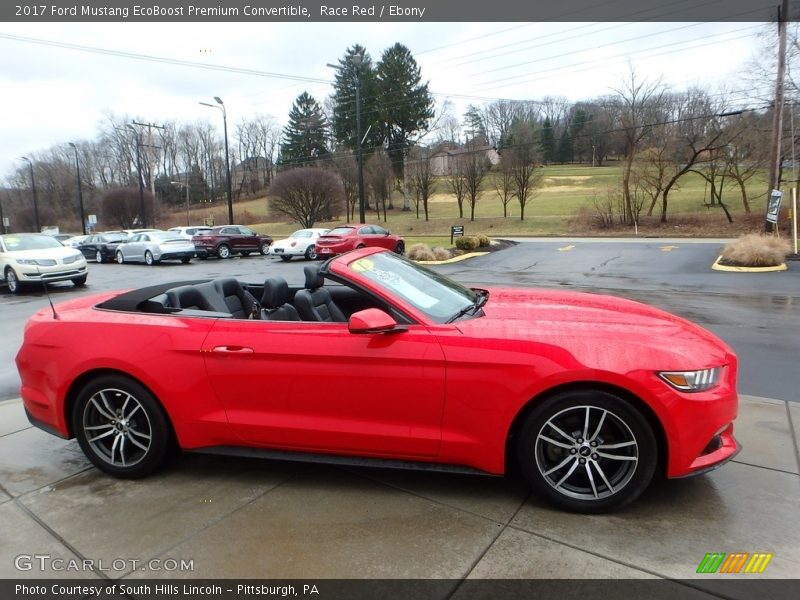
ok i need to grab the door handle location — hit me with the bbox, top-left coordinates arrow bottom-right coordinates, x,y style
212,345 -> 254,354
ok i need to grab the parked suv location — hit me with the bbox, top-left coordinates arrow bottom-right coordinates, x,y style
192,225 -> 273,259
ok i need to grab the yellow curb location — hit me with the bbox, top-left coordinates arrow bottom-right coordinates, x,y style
417,251 -> 489,265
711,256 -> 788,272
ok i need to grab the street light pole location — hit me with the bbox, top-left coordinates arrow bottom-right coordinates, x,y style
327,55 -> 366,224
68,143 -> 86,234
20,157 -> 40,232
126,125 -> 147,228
200,97 -> 234,225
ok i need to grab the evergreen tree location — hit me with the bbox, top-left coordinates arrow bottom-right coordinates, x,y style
540,117 -> 555,164
330,45 -> 382,156
280,92 -> 329,167
556,129 -> 573,163
375,43 -> 435,180
463,104 -> 487,142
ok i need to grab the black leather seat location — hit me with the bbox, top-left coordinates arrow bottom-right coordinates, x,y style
165,285 -> 220,311
212,278 -> 258,319
260,277 -> 300,321
294,265 -> 346,322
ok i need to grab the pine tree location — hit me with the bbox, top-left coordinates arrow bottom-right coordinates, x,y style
280,92 -> 329,167
330,45 -> 382,156
540,117 -> 555,164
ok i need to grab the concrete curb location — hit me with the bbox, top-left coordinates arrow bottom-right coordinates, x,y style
711,255 -> 788,273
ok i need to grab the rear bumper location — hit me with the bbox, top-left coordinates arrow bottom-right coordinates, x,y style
158,251 -> 195,260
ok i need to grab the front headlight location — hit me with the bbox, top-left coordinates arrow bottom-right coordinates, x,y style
658,367 -> 722,392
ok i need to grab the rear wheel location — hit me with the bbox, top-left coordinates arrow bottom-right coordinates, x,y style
5,268 -> 21,294
73,375 -> 172,478
356,244 -> 365,249
304,246 -> 317,260
116,251 -> 125,264
260,241 -> 271,255
395,241 -> 405,255
516,390 -> 656,513
217,244 -> 231,259
144,251 -> 155,266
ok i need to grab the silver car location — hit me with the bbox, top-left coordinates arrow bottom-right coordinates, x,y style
115,231 -> 196,265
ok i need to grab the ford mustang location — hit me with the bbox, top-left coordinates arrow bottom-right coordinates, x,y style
15,247 -> 740,512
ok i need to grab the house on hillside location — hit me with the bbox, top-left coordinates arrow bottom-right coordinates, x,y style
429,145 -> 500,176
233,157 -> 273,195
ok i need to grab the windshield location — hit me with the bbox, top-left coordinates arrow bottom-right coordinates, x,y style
348,252 -> 479,323
2,235 -> 64,251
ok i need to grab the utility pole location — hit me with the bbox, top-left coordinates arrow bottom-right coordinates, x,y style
68,143 -> 86,235
767,0 -> 790,232
20,157 -> 40,232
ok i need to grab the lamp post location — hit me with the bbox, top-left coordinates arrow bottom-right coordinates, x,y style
126,125 -> 147,228
68,143 -> 86,234
171,180 -> 190,225
20,156 -> 41,232
327,54 -> 366,224
199,97 -> 234,225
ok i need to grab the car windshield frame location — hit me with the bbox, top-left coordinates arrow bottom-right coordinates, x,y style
345,251 -> 480,324
1,234 -> 65,251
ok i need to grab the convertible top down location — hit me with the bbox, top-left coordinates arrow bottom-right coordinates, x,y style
16,247 -> 740,512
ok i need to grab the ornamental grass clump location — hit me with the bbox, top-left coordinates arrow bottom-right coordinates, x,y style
720,234 -> 790,267
407,243 -> 436,261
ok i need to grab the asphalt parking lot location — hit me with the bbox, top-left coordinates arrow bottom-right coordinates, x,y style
1,238 -> 798,595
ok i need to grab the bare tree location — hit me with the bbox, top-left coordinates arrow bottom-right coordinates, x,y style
503,121 -> 542,220
463,142 -> 490,221
268,167 -> 344,228
447,154 -> 468,218
407,147 -> 436,221
493,161 -> 515,218
330,150 -> 359,222
366,151 -> 393,222
101,187 -> 156,229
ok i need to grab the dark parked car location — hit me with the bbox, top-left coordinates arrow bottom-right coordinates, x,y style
191,225 -> 273,259
77,232 -> 130,263
314,224 -> 404,257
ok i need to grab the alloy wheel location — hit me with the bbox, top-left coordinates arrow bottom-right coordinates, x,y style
81,388 -> 153,469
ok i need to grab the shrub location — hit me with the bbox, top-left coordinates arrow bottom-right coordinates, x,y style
407,243 -> 436,261
432,247 -> 451,260
455,236 -> 480,251
476,234 -> 491,247
721,234 -> 790,267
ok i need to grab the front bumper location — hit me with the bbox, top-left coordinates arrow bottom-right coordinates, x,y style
17,264 -> 88,284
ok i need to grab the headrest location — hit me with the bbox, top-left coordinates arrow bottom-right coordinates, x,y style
261,277 -> 289,309
212,277 -> 243,297
304,265 -> 324,291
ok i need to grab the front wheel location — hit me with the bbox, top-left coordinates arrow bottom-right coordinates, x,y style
395,241 -> 405,255
73,375 -> 172,478
304,246 -> 317,260
116,251 -> 125,265
260,241 -> 271,255
5,268 -> 21,294
95,250 -> 104,264
217,244 -> 231,259
516,390 -> 656,513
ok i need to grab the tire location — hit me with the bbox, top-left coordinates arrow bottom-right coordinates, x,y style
116,251 -> 125,265
217,244 -> 231,259
72,375 -> 172,478
356,244 -> 365,249
259,242 -> 271,255
72,275 -> 87,287
395,241 -> 405,255
516,390 -> 656,513
304,246 -> 317,260
280,255 -> 292,262
5,268 -> 21,294
180,257 -> 191,264
144,251 -> 155,266
95,250 -> 104,264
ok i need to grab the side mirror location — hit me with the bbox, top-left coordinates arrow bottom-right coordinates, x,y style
348,308 -> 404,334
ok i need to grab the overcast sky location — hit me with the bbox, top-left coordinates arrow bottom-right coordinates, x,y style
0,20 -> 771,177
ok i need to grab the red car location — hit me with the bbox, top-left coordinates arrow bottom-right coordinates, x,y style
314,224 -> 404,257
191,225 -> 273,259
15,248 -> 739,512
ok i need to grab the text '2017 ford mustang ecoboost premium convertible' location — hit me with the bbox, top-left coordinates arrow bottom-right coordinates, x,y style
16,247 -> 740,512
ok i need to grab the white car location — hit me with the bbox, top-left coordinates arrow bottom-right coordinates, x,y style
1,233 -> 88,294
62,235 -> 90,248
269,228 -> 329,261
115,231 -> 196,265
168,226 -> 213,240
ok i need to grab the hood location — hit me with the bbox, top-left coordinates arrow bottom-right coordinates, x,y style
7,247 -> 84,261
454,287 -> 734,371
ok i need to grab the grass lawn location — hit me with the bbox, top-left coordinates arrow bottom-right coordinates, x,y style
159,163 -> 770,240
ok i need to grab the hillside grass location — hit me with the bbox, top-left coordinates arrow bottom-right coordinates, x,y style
158,163 -> 770,239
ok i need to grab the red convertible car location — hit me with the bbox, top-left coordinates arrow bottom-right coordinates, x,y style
15,248 -> 739,512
